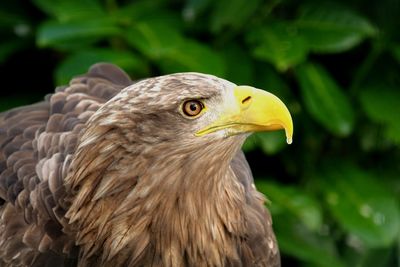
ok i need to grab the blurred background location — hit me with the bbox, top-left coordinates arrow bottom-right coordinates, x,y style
0,0 -> 399,266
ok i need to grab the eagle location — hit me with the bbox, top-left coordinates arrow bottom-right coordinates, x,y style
0,63 -> 293,267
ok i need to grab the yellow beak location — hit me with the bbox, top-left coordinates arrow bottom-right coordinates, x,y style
196,86 -> 293,144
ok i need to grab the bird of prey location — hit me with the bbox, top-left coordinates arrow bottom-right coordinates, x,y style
0,63 -> 293,267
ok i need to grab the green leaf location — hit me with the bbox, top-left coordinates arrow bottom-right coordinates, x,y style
385,123 -> 400,144
392,45 -> 400,63
359,84 -> 400,144
37,18 -> 119,48
356,247 -> 395,267
320,162 -> 400,248
256,180 -> 323,231
114,1 -> 179,28
242,131 -> 287,154
295,63 -> 355,136
126,20 -> 225,76
273,214 -> 345,267
247,21 -> 308,72
183,0 -> 212,21
254,64 -> 294,103
242,133 -> 258,152
242,132 -> 287,154
55,49 -> 147,84
210,0 -> 262,32
32,0 -> 103,21
220,44 -> 254,84
0,39 -> 26,63
360,84 -> 400,125
125,20 -> 183,59
257,131 -> 287,155
296,3 -> 377,53
0,9 -> 27,29
159,40 -> 226,77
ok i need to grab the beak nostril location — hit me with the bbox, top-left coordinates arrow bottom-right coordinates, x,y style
242,96 -> 252,104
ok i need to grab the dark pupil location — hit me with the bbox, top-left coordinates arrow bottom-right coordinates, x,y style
189,103 -> 198,111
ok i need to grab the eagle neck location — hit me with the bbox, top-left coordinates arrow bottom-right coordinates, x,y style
131,149 -> 248,266
67,131 -> 251,266
115,139 -> 250,266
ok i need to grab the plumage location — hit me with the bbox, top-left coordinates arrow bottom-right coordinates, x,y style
0,63 -> 293,267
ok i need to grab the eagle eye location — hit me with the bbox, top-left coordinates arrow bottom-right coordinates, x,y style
182,100 -> 204,117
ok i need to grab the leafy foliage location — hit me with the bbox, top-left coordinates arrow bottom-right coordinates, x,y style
0,0 -> 399,266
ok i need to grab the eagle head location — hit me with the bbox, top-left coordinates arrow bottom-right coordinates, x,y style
65,71 -> 292,266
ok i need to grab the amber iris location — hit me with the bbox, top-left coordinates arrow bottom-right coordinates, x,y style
182,100 -> 204,117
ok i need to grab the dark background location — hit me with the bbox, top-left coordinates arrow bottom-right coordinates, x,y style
1,0 -> 399,266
